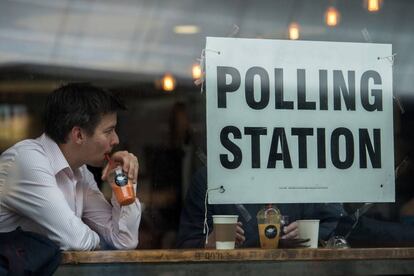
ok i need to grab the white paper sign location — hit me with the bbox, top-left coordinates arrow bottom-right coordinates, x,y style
206,37 -> 394,204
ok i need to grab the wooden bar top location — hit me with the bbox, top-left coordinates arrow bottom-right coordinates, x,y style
62,248 -> 414,264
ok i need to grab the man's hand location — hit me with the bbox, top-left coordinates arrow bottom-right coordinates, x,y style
235,222 -> 246,247
102,151 -> 139,184
205,230 -> 216,248
281,221 -> 299,239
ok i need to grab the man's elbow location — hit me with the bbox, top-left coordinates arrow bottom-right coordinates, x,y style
113,237 -> 138,250
58,232 -> 100,251
60,239 -> 98,251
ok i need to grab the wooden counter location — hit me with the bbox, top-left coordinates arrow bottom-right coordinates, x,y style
62,247 -> 414,263
58,248 -> 414,275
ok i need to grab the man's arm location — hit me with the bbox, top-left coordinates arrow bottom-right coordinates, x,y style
176,167 -> 211,248
2,149 -> 100,250
303,203 -> 346,240
81,169 -> 141,250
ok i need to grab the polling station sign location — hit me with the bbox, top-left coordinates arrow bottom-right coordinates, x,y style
206,37 -> 394,204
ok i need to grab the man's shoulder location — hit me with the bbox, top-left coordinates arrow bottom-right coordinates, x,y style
0,139 -> 54,194
1,139 -> 45,160
1,139 -> 54,177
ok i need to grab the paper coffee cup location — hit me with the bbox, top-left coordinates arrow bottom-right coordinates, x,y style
297,219 -> 320,248
212,215 -> 238,250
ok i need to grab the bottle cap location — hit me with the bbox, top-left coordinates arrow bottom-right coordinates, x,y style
115,166 -> 123,175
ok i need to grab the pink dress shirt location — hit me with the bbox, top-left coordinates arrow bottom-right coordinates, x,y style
0,134 -> 141,250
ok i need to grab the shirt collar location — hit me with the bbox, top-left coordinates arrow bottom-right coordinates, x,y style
37,133 -> 72,176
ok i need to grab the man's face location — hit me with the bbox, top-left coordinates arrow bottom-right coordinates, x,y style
82,113 -> 119,167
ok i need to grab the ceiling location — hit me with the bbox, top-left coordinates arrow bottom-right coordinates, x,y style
0,0 -> 413,98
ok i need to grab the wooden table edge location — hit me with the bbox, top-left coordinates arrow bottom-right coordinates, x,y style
61,248 -> 414,264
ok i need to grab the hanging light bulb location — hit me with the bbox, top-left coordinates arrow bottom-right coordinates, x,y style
162,73 -> 176,92
288,22 -> 300,40
192,63 -> 202,79
364,0 -> 383,12
325,6 -> 340,27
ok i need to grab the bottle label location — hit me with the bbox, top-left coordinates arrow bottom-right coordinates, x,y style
264,225 -> 278,239
114,172 -> 128,187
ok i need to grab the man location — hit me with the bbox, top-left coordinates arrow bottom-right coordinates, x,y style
177,167 -> 344,248
0,83 -> 141,251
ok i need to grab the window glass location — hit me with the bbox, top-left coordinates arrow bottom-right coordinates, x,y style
0,0 -> 413,249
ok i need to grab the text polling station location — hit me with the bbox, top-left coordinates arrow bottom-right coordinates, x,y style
205,37 -> 394,204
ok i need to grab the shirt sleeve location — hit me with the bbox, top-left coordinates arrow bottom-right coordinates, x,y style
2,148 -> 100,250
176,167 -> 210,248
81,169 -> 141,250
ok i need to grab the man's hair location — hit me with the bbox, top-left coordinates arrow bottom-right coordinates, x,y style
44,82 -> 126,143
